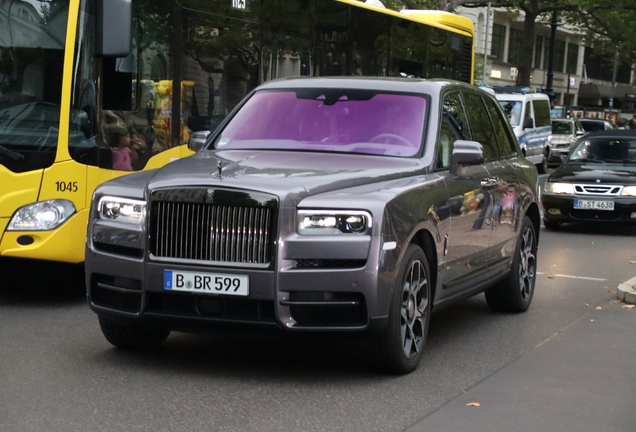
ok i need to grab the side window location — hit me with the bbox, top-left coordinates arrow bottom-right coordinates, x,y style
483,96 -> 517,157
437,91 -> 471,169
533,99 -> 552,127
462,92 -> 498,161
523,101 -> 532,127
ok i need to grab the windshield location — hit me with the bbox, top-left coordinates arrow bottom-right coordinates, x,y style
569,137 -> 636,163
552,121 -> 573,135
212,90 -> 427,157
0,0 -> 68,173
498,100 -> 522,126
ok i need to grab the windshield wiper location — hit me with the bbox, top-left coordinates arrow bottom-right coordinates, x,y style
0,145 -> 25,162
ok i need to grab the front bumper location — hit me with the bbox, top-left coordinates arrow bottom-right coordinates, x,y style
85,236 -> 395,334
541,193 -> 636,223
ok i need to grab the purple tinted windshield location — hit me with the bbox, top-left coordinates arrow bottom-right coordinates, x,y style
214,90 -> 427,157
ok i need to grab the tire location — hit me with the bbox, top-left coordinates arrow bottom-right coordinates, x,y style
98,316 -> 170,349
536,153 -> 548,174
375,244 -> 432,374
543,218 -> 560,230
485,216 -> 537,313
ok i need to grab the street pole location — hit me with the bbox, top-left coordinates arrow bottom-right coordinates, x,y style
609,49 -> 619,123
545,10 -> 558,104
482,2 -> 491,84
565,72 -> 570,117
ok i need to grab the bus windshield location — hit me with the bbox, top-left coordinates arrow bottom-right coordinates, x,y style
0,0 -> 68,173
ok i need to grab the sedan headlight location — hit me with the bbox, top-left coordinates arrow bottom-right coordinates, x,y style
98,196 -> 146,225
297,210 -> 372,235
623,186 -> 636,197
544,182 -> 574,194
8,199 -> 76,231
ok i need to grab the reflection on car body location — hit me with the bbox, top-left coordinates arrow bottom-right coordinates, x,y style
85,77 -> 541,374
542,129 -> 636,229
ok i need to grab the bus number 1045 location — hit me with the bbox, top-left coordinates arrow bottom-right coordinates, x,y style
55,181 -> 78,192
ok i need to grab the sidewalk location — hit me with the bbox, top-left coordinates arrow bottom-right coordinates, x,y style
405,298 -> 636,432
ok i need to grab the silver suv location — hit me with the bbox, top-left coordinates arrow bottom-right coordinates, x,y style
550,118 -> 585,163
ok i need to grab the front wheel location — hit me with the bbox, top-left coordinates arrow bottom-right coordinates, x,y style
375,244 -> 431,374
98,317 -> 170,349
485,216 -> 537,312
536,153 -> 548,174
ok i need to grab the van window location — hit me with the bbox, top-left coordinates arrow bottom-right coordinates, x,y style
498,100 -> 522,126
533,99 -> 551,127
523,101 -> 532,126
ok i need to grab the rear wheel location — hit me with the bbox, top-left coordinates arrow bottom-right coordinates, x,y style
98,317 -> 170,349
375,244 -> 431,374
485,216 -> 537,312
536,153 -> 548,174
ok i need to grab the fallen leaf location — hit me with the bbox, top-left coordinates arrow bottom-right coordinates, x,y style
604,286 -> 609,289
466,402 -> 480,407
623,305 -> 635,309
547,275 -> 555,279
590,319 -> 596,322
629,260 -> 636,264
552,264 -> 557,267
596,306 -> 602,310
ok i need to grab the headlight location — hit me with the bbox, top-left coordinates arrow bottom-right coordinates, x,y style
97,196 -> 146,225
544,182 -> 574,194
623,186 -> 636,197
8,199 -> 76,231
297,210 -> 372,235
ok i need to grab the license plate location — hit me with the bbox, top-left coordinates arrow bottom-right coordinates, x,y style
574,200 -> 615,211
164,270 -> 249,296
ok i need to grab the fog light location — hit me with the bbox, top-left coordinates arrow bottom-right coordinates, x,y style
547,208 -> 561,215
631,212 -> 636,219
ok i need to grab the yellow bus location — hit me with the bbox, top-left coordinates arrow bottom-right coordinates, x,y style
0,0 -> 474,265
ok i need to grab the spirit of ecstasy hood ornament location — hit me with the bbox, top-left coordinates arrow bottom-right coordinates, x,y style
217,160 -> 223,178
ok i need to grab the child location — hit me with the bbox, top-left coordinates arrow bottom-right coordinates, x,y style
107,127 -> 134,171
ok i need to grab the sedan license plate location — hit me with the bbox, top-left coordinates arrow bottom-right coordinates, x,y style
164,270 -> 249,296
574,200 -> 615,211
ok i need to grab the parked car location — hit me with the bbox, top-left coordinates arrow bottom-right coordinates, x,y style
85,77 -> 541,374
548,118 -> 586,166
579,118 -> 615,133
495,88 -> 552,174
542,130 -> 636,229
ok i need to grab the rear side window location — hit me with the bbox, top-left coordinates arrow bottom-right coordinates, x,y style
483,96 -> 517,157
462,92 -> 498,161
533,99 -> 551,127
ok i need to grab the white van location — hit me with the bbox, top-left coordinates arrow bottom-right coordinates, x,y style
495,88 -> 552,173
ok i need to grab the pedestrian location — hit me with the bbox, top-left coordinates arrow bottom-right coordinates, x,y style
629,114 -> 636,129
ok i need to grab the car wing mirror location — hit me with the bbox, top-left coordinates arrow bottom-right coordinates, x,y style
188,130 -> 211,151
576,129 -> 585,136
450,140 -> 485,174
523,117 -> 534,129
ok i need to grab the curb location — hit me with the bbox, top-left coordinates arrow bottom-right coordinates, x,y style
616,276 -> 636,304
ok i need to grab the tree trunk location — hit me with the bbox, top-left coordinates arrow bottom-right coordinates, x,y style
516,10 -> 538,86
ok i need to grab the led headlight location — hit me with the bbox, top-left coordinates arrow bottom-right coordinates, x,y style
8,199 -> 76,231
98,196 -> 146,225
622,186 -> 636,197
297,210 -> 372,235
544,182 -> 574,194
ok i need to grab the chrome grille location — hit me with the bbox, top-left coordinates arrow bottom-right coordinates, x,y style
150,202 -> 273,265
574,184 -> 623,196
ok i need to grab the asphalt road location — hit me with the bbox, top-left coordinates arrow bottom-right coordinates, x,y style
1,175 -> 635,432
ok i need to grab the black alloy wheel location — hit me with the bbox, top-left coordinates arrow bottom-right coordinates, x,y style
376,244 -> 431,374
485,216 -> 537,312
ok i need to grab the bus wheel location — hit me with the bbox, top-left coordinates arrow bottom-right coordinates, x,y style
98,317 -> 170,349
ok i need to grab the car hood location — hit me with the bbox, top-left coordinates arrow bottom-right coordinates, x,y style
551,133 -> 574,141
549,163 -> 636,185
140,150 -> 426,206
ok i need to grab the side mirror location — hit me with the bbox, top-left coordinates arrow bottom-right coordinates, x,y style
576,129 -> 585,136
548,152 -> 565,166
450,140 -> 485,174
188,130 -> 211,151
523,117 -> 534,129
95,0 -> 132,57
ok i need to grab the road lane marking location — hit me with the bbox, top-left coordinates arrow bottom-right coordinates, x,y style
536,272 -> 606,281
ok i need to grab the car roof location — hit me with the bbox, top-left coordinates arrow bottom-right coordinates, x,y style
579,118 -> 609,123
255,76 -> 471,94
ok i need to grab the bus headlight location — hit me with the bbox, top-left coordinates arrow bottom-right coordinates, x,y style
8,200 -> 76,231
544,182 -> 574,194
297,210 -> 371,235
97,196 -> 146,225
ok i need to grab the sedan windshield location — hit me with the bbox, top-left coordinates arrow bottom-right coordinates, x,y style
569,137 -> 636,163
213,90 -> 427,157
552,121 -> 573,135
